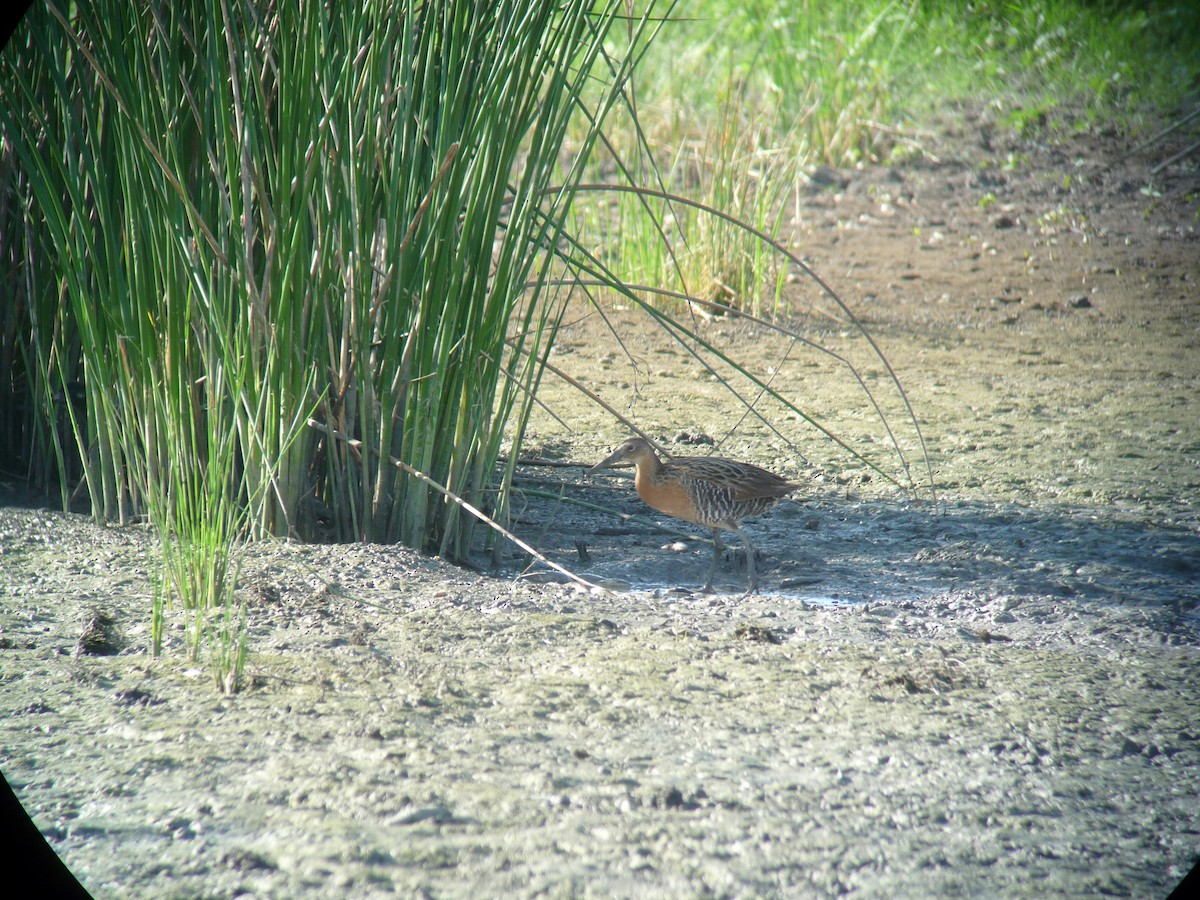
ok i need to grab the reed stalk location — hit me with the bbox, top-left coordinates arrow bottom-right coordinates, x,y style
2,0 -> 661,689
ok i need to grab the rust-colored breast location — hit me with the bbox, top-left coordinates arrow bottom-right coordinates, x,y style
634,469 -> 702,525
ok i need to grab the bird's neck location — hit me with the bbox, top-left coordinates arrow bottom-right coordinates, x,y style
632,453 -> 661,491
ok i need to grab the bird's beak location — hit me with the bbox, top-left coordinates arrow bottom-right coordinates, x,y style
586,448 -> 629,476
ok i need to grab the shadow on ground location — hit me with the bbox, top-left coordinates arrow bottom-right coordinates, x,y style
517,469 -> 1199,633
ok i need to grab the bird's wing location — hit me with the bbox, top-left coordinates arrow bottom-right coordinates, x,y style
670,457 -> 796,501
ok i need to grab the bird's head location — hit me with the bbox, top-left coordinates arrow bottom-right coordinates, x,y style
586,437 -> 659,475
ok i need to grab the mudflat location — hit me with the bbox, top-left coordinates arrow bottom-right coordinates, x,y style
2,117 -> 1197,897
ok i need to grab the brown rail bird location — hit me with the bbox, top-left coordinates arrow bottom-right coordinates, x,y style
587,437 -> 800,594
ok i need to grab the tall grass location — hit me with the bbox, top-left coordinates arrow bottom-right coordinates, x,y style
910,1 -> 1200,134
623,0 -> 1200,166
2,1 -> 661,688
579,77 -> 795,318
564,0 -> 1199,366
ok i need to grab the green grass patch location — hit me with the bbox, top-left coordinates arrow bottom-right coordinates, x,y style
627,0 -> 1200,161
1,0 -> 661,689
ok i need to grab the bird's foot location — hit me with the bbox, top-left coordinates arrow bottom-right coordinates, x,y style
724,547 -> 763,570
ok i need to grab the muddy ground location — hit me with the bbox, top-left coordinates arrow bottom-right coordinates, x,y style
2,111 -> 1199,898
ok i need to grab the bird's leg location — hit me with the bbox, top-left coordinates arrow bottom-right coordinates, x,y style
702,528 -> 723,593
735,526 -> 758,594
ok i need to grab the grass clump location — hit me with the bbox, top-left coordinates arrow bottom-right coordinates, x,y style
575,76 -> 795,318
1,0 -> 660,689
909,1 -> 1200,136
628,1 -> 1200,164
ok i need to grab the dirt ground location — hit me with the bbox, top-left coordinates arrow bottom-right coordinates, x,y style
2,110 -> 1198,898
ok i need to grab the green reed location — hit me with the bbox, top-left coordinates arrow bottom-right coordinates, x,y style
2,1 -> 659,688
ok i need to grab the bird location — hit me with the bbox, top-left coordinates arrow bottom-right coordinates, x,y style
587,437 -> 800,594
